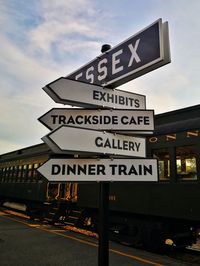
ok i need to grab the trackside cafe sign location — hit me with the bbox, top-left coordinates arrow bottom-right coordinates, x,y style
37,158 -> 158,182
67,19 -> 170,88
38,108 -> 154,134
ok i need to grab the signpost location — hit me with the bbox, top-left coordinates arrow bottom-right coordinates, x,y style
37,158 -> 158,182
43,77 -> 146,109
67,19 -> 170,88
38,18 -> 170,266
42,125 -> 146,157
38,108 -> 154,134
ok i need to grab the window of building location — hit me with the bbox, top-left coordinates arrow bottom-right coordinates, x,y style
176,145 -> 197,180
152,148 -> 170,181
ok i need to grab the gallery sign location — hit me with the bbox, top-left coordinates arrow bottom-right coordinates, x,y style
42,125 -> 146,157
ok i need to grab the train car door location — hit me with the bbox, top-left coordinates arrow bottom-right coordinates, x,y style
59,183 -> 78,202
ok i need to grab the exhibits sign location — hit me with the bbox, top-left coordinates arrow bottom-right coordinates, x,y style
43,77 -> 146,109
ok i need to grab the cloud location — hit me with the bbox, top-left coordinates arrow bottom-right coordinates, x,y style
27,0 -> 111,61
0,0 -> 114,153
0,31 -> 60,154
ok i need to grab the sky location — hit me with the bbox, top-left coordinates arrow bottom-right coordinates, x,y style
0,0 -> 200,154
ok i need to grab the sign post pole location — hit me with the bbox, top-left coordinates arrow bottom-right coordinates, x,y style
98,181 -> 109,266
98,44 -> 111,266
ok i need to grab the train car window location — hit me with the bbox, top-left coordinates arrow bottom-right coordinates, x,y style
5,167 -> 9,181
176,145 -> 197,181
32,163 -> 39,181
59,183 -> 78,201
13,165 -> 18,180
47,183 -> 60,200
3,167 -> 7,181
17,165 -> 22,181
11,166 -> 15,179
0,168 -> 2,182
37,162 -> 43,181
59,183 -> 66,199
72,183 -> 78,202
28,164 -> 33,181
17,165 -> 20,181
152,148 -> 170,181
2,167 -> 5,179
20,165 -> 24,182
22,165 -> 28,180
9,166 -> 13,178
5,167 -> 10,180
166,134 -> 176,141
65,183 -> 72,200
7,167 -> 12,182
10,166 -> 15,180
186,130 -> 199,138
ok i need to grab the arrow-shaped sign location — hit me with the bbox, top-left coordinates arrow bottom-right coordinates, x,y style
37,158 -> 158,182
43,77 -> 146,109
42,125 -> 146,158
38,108 -> 154,134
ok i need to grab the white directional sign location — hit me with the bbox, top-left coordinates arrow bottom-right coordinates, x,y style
42,125 -> 146,158
38,108 -> 154,134
43,77 -> 146,109
37,158 -> 158,182
67,19 -> 170,88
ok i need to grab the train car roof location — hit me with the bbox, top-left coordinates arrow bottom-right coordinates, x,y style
154,104 -> 200,135
0,143 -> 50,161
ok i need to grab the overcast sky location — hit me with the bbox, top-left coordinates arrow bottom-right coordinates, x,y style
1,0 -> 200,154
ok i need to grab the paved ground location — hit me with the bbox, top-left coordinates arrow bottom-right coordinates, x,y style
0,210 -> 194,266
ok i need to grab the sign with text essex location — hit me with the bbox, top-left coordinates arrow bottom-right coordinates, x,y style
42,125 -> 146,158
67,19 -> 170,88
43,78 -> 146,109
38,108 -> 154,134
37,158 -> 158,182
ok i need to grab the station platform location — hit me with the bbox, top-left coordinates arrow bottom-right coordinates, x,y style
0,210 -> 190,266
